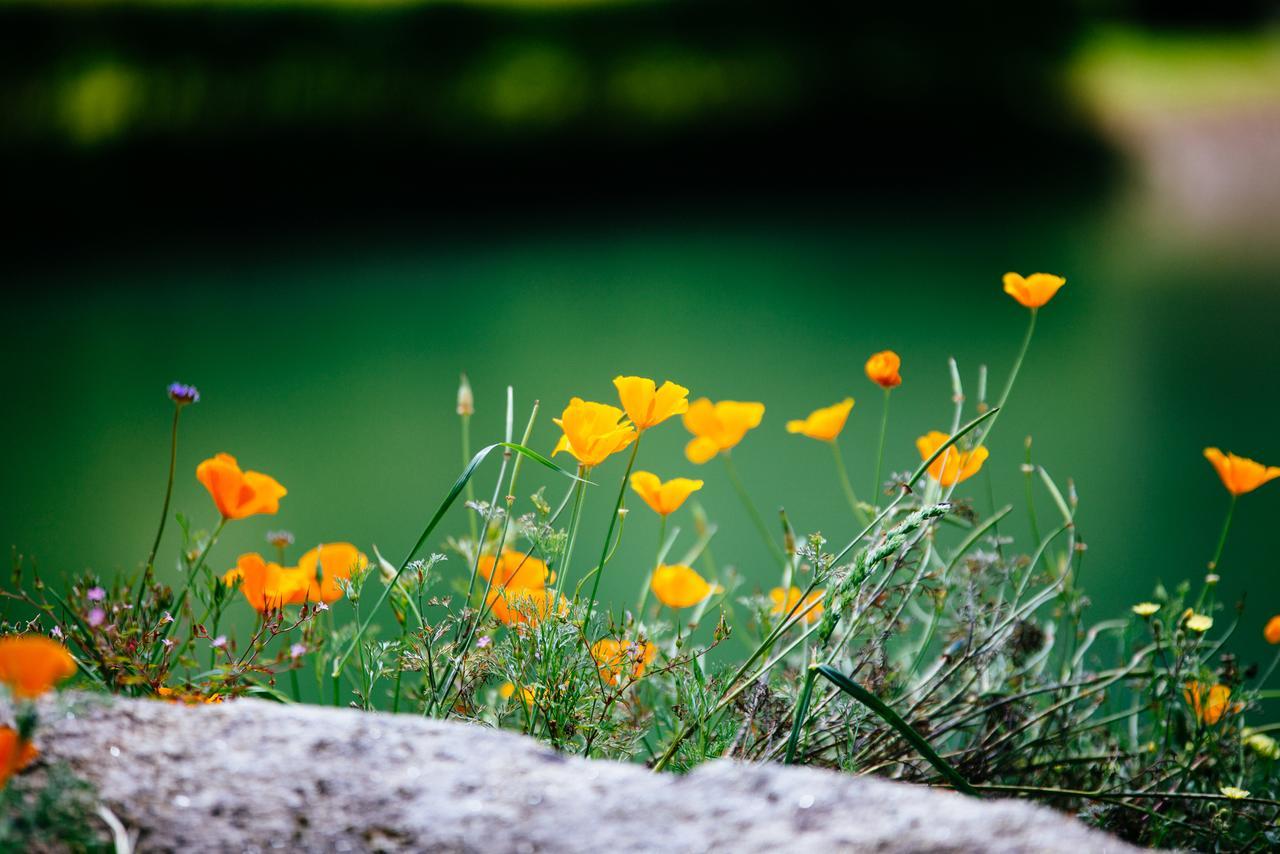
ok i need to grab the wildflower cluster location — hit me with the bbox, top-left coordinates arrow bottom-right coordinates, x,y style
5,273 -> 1280,849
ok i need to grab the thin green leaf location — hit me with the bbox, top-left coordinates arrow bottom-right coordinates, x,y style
816,664 -> 980,797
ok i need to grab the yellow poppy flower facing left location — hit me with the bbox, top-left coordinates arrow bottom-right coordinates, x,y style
682,398 -> 766,464
553,398 -> 637,467
1003,272 -> 1066,309
651,564 -> 717,609
916,431 -> 989,486
630,471 -> 703,516
613,376 -> 689,430
1204,448 -> 1280,496
786,398 -> 854,442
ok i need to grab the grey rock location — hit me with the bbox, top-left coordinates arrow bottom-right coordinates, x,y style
24,693 -> 1140,853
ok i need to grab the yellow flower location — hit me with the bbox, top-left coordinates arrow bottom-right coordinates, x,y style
1132,602 -> 1160,618
223,553 -> 309,611
486,588 -> 568,627
682,399 -> 765,464
613,376 -> 689,430
590,638 -> 657,686
1204,448 -> 1280,496
865,350 -> 903,389
0,635 -> 77,699
196,453 -> 287,520
1185,613 -> 1213,633
1220,786 -> 1250,800
296,543 -> 370,605
769,586 -> 825,624
1002,272 -> 1065,308
552,398 -> 636,467
1266,615 -> 1280,645
629,471 -> 703,516
0,726 -> 38,790
651,564 -> 717,609
1244,730 -> 1280,760
478,550 -> 553,590
916,431 -> 989,486
786,398 -> 854,442
1184,681 -> 1231,725
499,682 -> 539,706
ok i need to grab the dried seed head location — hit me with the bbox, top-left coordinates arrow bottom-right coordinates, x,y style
457,373 -> 475,416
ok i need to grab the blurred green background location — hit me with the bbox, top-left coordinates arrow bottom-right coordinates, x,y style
2,0 -> 1280,677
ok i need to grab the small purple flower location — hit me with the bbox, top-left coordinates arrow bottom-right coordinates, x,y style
290,643 -> 307,659
315,602 -> 329,613
50,625 -> 64,639
476,635 -> 492,649
267,530 -> 295,548
87,607 -> 106,627
161,638 -> 175,649
161,611 -> 175,624
87,586 -> 106,602
167,382 -> 201,406
211,635 -> 227,649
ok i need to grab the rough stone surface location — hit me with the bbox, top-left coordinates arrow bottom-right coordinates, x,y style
20,693 -> 1140,853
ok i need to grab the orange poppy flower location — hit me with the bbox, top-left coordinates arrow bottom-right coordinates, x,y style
651,564 -> 717,609
1185,681 -> 1232,726
223,553 -> 308,611
1265,616 -> 1280,645
196,453 -> 287,520
916,431 -> 989,486
786,398 -> 854,442
865,350 -> 903,389
1002,272 -> 1066,308
296,543 -> 369,604
768,586 -> 825,624
629,471 -> 703,516
552,398 -> 637,467
1204,448 -> 1280,496
590,638 -> 657,686
682,399 -> 765,464
486,587 -> 568,627
0,726 -> 38,789
0,635 -> 77,699
613,376 -> 689,430
478,550 -> 553,590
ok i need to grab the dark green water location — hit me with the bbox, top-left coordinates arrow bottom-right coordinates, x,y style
4,191 -> 1280,676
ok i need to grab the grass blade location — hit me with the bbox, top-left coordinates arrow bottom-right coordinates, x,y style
816,664 -> 980,797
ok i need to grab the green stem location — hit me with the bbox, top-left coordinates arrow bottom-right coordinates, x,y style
161,516 -> 227,652
142,405 -> 182,599
636,514 -> 666,620
831,440 -> 868,525
1208,495 -> 1237,572
722,452 -> 786,568
978,307 -> 1036,447
784,664 -> 819,764
462,413 -> 478,545
870,387 -> 891,509
584,436 -> 642,627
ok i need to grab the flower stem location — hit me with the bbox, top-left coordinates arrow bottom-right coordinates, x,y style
870,387 -> 891,508
461,412 -> 477,545
722,452 -> 786,568
583,435 -> 642,628
1208,495 -> 1237,572
978,307 -> 1037,446
831,440 -> 868,526
636,515 -> 666,620
162,517 -> 227,648
140,405 -> 182,607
